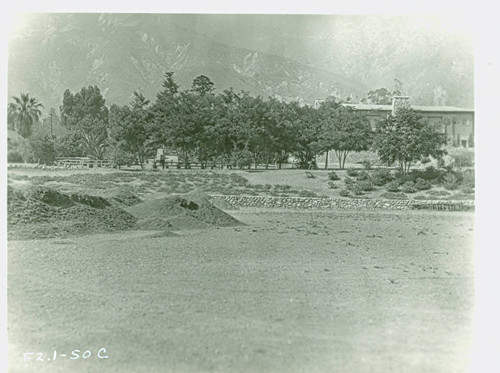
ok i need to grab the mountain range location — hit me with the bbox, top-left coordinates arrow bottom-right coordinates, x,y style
8,14 -> 474,112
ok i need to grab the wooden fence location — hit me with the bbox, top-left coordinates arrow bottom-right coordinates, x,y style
55,157 -> 111,168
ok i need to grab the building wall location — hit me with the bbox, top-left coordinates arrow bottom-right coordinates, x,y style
355,109 -> 474,148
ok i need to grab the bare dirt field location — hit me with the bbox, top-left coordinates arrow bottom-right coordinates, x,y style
8,208 -> 474,373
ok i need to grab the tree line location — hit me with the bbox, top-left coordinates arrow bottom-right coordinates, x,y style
8,72 -> 446,174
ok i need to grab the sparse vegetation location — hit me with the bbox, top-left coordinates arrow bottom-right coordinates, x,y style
328,171 -> 340,181
385,180 -> 400,192
401,181 -> 418,193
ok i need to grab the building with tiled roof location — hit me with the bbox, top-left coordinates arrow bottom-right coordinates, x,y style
340,97 -> 474,148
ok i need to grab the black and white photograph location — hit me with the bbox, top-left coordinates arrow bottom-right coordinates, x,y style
2,3 -> 497,373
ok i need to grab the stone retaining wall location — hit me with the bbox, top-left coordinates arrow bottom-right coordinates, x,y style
210,195 -> 474,211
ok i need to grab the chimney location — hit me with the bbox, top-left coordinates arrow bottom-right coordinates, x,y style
392,96 -> 411,115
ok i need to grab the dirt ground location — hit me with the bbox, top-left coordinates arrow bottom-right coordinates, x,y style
8,208 -> 474,373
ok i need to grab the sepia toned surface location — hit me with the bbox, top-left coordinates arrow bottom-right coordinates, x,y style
6,13 -> 476,373
8,208 -> 473,372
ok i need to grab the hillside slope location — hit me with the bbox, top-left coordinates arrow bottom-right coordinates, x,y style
8,14 -> 367,109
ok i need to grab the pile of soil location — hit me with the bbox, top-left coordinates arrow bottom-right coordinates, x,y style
126,190 -> 243,230
8,186 -> 137,240
108,188 -> 143,206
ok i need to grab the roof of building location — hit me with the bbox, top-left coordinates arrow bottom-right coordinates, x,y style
342,103 -> 474,113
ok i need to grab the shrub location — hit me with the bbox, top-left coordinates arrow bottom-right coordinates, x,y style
350,183 -> 363,195
361,159 -> 373,170
339,188 -> 350,197
356,170 -> 371,181
229,173 -> 249,185
29,134 -> 57,165
385,180 -> 400,192
371,169 -> 393,186
380,192 -> 408,200
401,181 -> 418,193
328,171 -> 340,181
274,184 -> 292,192
327,181 -> 339,189
357,180 -> 375,191
344,176 -> 355,187
448,148 -> 474,170
442,173 -> 459,190
460,170 -> 475,188
299,190 -> 318,197
8,150 -> 24,163
422,165 -> 444,180
415,178 -> 432,190
346,168 -> 359,177
461,185 -> 474,194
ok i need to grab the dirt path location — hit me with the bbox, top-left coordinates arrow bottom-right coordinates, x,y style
8,209 -> 474,373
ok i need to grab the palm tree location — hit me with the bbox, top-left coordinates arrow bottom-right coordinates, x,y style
8,93 -> 44,138
79,132 -> 108,160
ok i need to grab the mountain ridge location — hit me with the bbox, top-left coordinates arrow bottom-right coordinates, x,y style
8,14 -> 369,111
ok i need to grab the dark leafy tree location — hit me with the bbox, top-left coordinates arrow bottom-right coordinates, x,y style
161,72 -> 179,96
288,103 -> 321,169
317,105 -> 373,169
374,107 -> 447,175
29,133 -> 57,165
362,87 -> 402,105
108,91 -> 153,169
191,75 -> 215,96
60,86 -> 109,131
54,133 -> 85,157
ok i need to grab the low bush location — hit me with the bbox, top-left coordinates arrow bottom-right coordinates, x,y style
371,169 -> 393,186
274,184 -> 292,192
350,183 -> 363,195
442,173 -> 459,190
339,188 -> 350,197
357,180 -> 375,191
299,190 -> 318,197
448,148 -> 474,170
356,170 -> 371,181
8,150 -> 24,163
344,176 -> 355,187
461,185 -> 474,194
361,160 -> 373,170
415,178 -> 432,190
385,180 -> 400,192
460,170 -> 475,188
327,181 -> 339,189
422,165 -> 445,180
401,181 -> 418,193
346,168 -> 359,177
229,173 -> 249,185
328,171 -> 340,181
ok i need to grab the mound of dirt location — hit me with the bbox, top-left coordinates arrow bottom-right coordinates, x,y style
110,188 -> 143,206
126,190 -> 243,230
8,186 -> 137,240
24,187 -> 76,208
70,194 -> 111,209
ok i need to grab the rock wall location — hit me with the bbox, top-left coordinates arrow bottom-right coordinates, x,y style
209,195 -> 474,211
